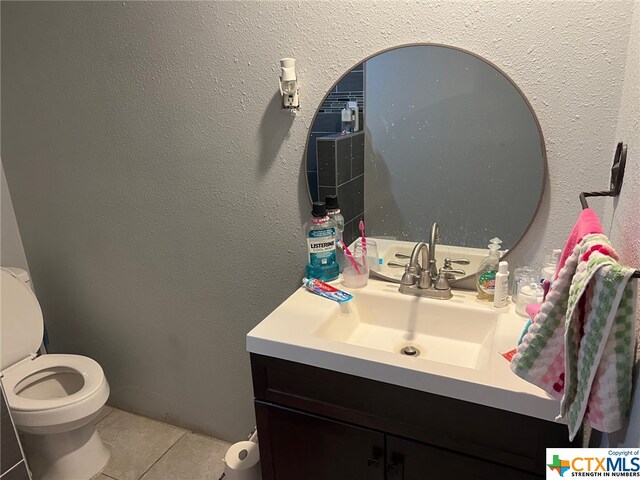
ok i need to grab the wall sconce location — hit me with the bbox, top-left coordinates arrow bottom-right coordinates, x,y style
279,58 -> 299,111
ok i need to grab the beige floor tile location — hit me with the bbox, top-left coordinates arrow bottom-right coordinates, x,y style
92,475 -> 116,480
94,405 -> 114,424
97,409 -> 185,480
140,433 -> 231,480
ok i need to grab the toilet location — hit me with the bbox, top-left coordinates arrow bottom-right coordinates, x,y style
0,267 -> 110,480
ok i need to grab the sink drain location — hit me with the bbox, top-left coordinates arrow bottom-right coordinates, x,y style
400,345 -> 420,357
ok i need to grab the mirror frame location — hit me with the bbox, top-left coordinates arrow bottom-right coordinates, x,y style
304,42 -> 547,264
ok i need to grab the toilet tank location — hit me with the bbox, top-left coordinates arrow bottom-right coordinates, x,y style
3,267 -> 32,291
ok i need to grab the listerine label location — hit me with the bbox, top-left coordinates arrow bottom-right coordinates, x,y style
307,227 -> 336,266
478,270 -> 497,294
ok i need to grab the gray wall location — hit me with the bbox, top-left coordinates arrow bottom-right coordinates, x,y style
1,160 -> 30,272
1,1 -> 637,441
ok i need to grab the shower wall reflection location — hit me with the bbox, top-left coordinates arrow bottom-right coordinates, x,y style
306,64 -> 364,245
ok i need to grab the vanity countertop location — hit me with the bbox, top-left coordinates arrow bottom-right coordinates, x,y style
247,277 -> 560,423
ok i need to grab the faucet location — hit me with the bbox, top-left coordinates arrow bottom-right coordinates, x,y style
400,242 -> 430,289
398,222 -> 469,299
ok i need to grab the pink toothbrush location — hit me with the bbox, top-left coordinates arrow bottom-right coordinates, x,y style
359,219 -> 367,255
336,239 -> 361,274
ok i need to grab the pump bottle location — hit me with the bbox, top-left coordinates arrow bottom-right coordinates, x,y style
476,237 -> 502,301
540,249 -> 562,285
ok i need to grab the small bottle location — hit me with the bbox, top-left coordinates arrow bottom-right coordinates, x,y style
325,195 -> 345,272
493,261 -> 509,308
476,237 -> 502,302
305,202 -> 339,282
341,103 -> 353,134
540,248 -> 561,285
348,101 -> 359,132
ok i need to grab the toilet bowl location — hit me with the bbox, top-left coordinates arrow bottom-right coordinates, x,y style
1,268 -> 110,480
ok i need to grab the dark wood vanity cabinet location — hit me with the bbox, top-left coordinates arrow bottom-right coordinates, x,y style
251,354 -> 577,480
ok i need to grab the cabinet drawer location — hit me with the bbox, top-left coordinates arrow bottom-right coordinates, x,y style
251,354 -> 575,474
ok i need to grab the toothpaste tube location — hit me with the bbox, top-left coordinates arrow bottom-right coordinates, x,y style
302,277 -> 353,303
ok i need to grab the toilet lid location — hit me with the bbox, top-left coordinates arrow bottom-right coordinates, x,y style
1,268 -> 44,371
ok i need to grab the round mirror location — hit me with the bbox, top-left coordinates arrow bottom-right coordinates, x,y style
305,44 -> 546,256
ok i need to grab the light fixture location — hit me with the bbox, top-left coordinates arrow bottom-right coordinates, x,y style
279,58 -> 299,110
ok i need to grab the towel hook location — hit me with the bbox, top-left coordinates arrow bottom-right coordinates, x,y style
579,142 -> 627,209
578,143 -> 638,279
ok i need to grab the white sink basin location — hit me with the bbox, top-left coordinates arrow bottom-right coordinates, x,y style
315,288 -> 497,370
247,276 -> 559,421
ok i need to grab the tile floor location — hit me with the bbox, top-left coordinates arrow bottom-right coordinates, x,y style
92,406 -> 231,480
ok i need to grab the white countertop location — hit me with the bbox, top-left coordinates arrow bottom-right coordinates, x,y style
247,276 -> 561,423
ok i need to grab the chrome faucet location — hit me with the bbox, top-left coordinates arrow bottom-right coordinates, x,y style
400,242 -> 431,289
398,222 -> 469,299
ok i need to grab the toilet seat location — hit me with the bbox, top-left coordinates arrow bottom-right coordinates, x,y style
3,354 -> 105,411
2,354 -> 109,433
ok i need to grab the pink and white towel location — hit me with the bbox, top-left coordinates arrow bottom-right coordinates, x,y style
511,215 -> 636,441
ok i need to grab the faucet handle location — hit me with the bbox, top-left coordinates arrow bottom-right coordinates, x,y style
434,267 -> 466,290
443,257 -> 471,269
400,265 -> 419,286
387,261 -> 408,268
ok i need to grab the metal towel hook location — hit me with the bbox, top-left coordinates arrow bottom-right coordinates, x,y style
578,142 -> 638,278
579,142 -> 627,209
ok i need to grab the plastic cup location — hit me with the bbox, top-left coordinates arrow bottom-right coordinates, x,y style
515,282 -> 544,317
355,239 -> 380,272
343,247 -> 370,288
513,266 -> 536,297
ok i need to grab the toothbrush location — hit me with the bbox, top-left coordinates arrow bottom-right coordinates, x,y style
336,239 -> 361,274
359,219 -> 367,254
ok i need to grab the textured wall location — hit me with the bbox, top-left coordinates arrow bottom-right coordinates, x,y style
1,1 -> 636,441
600,1 -> 640,448
1,160 -> 30,272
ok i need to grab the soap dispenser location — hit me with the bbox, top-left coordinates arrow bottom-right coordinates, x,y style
476,237 -> 502,301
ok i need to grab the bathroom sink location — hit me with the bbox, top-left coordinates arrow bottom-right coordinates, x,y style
247,275 -> 559,422
314,288 -> 497,370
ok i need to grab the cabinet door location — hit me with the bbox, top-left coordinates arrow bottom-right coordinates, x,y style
386,435 -> 541,480
255,401 -> 385,480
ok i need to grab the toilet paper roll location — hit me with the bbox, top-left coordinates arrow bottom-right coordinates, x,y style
224,441 -> 261,480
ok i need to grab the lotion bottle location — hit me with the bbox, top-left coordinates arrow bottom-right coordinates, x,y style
493,261 -> 509,308
476,237 -> 502,301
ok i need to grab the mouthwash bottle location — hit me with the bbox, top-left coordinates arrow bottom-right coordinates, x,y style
476,237 -> 502,301
325,195 -> 345,272
306,202 -> 339,281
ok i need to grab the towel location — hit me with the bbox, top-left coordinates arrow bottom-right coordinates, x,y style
522,208 -> 604,326
511,233 -> 636,440
554,208 -> 603,281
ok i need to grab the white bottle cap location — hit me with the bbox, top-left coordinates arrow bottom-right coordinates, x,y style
498,261 -> 509,274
